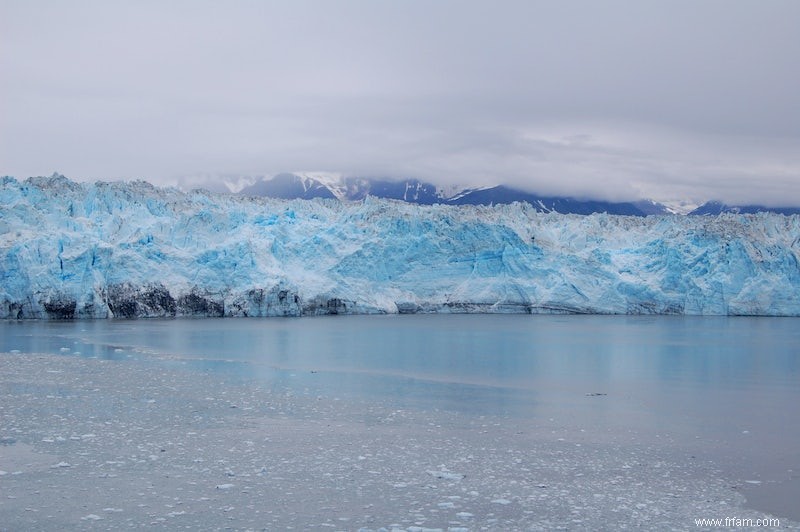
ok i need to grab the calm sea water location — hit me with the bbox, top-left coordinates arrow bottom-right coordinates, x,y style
2,314 -> 799,497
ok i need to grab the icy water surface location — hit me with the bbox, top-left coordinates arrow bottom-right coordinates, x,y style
1,314 -> 799,530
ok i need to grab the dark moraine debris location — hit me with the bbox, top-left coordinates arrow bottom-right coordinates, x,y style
177,290 -> 224,317
326,298 -> 346,314
301,296 -> 360,316
227,285 -> 302,317
107,283 -> 177,318
42,296 -> 77,319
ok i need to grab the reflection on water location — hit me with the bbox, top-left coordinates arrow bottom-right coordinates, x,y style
3,314 -> 797,389
3,314 -> 799,521
2,314 -> 799,467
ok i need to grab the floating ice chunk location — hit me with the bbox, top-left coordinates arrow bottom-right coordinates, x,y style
427,470 -> 465,481
51,461 -> 71,468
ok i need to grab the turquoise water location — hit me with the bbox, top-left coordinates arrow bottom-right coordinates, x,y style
2,314 -> 799,471
2,314 -> 800,522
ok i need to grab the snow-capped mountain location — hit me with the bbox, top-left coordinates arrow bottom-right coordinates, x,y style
690,201 -> 800,216
656,199 -> 702,216
237,172 -> 340,200
238,174 -> 443,204
2,174 -> 799,319
444,185 -> 660,216
238,173 -> 670,216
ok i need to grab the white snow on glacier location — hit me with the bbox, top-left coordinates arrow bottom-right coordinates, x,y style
1,174 -> 800,318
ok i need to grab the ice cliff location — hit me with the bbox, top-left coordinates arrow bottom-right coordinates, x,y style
2,175 -> 800,318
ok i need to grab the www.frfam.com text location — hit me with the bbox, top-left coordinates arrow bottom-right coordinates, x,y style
695,516 -> 780,528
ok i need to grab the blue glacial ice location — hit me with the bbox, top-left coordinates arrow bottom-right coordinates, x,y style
1,174 -> 799,318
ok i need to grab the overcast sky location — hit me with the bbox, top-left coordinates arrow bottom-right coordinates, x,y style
2,1 -> 799,205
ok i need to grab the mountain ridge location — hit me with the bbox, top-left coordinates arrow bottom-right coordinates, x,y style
236,173 -> 800,217
238,173 -> 665,216
689,200 -> 800,216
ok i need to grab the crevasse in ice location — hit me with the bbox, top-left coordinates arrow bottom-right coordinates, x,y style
1,174 -> 799,318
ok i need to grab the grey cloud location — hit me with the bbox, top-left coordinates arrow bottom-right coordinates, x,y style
1,0 -> 799,205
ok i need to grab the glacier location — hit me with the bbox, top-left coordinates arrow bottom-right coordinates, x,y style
1,174 -> 800,319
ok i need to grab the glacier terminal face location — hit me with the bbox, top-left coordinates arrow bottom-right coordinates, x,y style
1,175 -> 799,318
